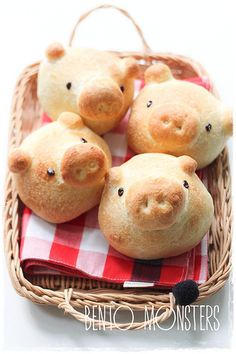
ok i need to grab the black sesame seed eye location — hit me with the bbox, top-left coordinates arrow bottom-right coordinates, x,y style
81,138 -> 87,143
66,82 -> 72,90
183,180 -> 189,189
205,123 -> 212,132
147,100 -> 152,108
120,85 -> 125,93
47,168 -> 55,176
118,187 -> 124,196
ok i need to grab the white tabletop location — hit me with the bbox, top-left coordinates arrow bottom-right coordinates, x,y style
0,0 -> 234,350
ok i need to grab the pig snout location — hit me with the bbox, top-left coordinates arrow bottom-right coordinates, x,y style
126,177 -> 186,230
61,143 -> 107,187
149,104 -> 200,147
78,78 -> 124,121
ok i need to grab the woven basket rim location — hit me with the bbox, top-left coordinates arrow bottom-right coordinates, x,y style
3,49 -> 232,329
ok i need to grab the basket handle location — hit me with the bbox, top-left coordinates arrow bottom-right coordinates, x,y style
68,4 -> 151,54
58,288 -> 175,330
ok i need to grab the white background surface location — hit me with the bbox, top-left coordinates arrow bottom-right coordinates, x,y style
0,0 -> 234,351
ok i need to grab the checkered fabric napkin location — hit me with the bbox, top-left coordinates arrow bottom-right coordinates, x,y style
20,76 -> 210,288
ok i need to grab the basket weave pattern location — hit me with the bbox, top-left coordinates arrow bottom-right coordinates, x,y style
4,5 -> 232,330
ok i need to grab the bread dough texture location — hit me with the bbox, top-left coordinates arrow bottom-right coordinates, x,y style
38,43 -> 139,135
128,63 -> 233,168
9,112 -> 112,223
98,153 -> 214,259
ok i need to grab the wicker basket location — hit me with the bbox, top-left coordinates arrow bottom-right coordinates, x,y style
4,5 -> 232,330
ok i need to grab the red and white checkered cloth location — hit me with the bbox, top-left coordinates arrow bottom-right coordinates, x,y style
20,76 -> 211,288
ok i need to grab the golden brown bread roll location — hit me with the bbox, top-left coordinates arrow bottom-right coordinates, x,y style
98,153 -> 214,259
8,112 -> 111,223
127,63 -> 233,169
38,43 -> 139,135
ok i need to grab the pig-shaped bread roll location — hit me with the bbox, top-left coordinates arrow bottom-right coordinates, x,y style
8,112 -> 111,223
98,153 -> 214,259
37,43 -> 139,135
127,63 -> 233,169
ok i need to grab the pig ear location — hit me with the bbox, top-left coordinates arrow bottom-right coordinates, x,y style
45,42 -> 65,61
222,107 -> 233,136
105,167 -> 122,185
57,112 -> 84,129
178,155 -> 197,175
145,63 -> 173,84
8,148 -> 31,173
122,57 -> 139,78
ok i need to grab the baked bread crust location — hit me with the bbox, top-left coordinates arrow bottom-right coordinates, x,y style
8,112 -> 112,223
38,44 -> 139,135
127,64 -> 233,169
98,153 -> 214,259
